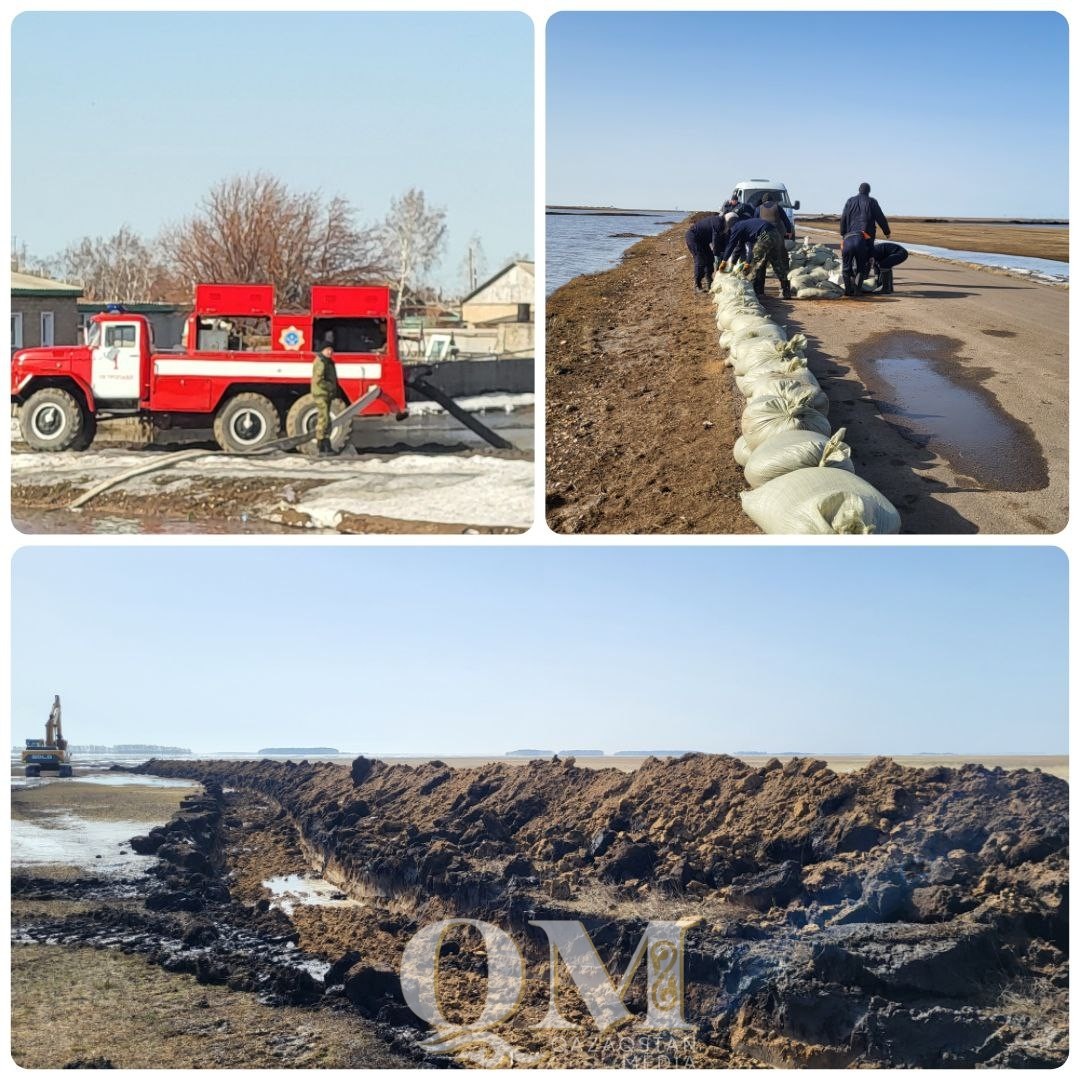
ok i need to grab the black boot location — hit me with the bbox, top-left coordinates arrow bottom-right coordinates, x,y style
881,268 -> 894,294
317,438 -> 333,456
843,272 -> 856,297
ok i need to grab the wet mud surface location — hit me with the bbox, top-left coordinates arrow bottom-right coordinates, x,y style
851,332 -> 1049,492
35,752 -> 1059,1068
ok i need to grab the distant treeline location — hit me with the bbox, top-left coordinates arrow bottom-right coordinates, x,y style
68,744 -> 192,754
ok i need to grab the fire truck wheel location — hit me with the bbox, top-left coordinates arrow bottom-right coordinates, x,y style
58,765 -> 73,778
212,393 -> 281,453
286,394 -> 353,455
24,765 -> 40,778
72,411 -> 98,451
20,387 -> 87,452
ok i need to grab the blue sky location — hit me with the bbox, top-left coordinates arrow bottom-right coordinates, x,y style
11,547 -> 1067,756
11,12 -> 533,289
547,11 -> 1068,217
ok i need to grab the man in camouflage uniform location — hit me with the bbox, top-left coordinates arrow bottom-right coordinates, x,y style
311,342 -> 339,456
757,194 -> 793,286
744,226 -> 791,298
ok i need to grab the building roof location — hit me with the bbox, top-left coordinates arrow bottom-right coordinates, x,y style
461,260 -> 534,305
11,271 -> 83,298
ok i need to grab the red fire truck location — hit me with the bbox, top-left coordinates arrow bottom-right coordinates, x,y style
11,283 -> 407,453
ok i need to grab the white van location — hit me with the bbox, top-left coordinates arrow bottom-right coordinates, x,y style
729,179 -> 801,235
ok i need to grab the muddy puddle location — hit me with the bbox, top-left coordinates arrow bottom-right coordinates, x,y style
851,332 -> 1049,491
262,873 -> 362,917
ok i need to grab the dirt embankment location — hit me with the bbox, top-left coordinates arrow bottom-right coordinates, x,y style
128,753 -> 1068,1068
546,216 -> 754,534
806,216 -> 1067,261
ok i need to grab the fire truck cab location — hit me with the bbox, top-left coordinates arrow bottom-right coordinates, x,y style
11,283 -> 407,454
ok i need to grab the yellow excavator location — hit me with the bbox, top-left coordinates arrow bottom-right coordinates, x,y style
22,695 -> 72,778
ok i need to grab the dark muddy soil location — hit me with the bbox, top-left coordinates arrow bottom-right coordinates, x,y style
114,753 -> 1069,1068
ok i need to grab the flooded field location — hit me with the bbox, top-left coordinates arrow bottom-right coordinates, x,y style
10,773 -> 194,873
851,332 -> 1050,492
546,208 -> 681,292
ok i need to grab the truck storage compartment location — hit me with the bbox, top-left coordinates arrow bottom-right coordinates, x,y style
313,317 -> 387,354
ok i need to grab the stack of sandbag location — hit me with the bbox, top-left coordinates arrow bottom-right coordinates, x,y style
709,264 -> 901,534
786,239 -> 844,299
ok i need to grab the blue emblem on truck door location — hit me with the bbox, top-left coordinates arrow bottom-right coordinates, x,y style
279,326 -> 305,351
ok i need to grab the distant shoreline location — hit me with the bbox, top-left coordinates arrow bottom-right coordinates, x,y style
547,205 -> 1067,226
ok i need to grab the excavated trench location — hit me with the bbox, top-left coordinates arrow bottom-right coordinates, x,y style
87,752 -> 1068,1068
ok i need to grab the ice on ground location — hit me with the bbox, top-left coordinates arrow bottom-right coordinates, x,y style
289,455 -> 533,528
407,392 -> 534,416
897,242 -> 1068,283
262,873 -> 361,917
11,450 -> 534,528
72,773 -> 199,789
12,812 -> 160,873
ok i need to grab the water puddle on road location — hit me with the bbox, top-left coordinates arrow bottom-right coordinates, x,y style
850,332 -> 1048,491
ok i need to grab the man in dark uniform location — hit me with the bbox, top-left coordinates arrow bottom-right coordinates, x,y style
718,218 -> 791,299
839,182 -> 891,296
311,342 -> 339,455
869,240 -> 908,294
757,194 -> 793,285
684,213 -> 728,291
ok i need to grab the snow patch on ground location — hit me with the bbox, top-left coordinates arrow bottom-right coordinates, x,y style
12,450 -> 534,528
407,392 -> 534,416
288,455 -> 533,528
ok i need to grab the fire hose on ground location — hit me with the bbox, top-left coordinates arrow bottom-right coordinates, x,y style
65,378 -> 515,511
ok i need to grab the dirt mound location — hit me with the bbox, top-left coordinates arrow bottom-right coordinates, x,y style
131,753 -> 1068,1067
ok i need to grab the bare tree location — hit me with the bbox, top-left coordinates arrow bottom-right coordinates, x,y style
58,226 -> 170,301
160,173 -> 384,308
13,227 -> 171,301
381,188 -> 447,315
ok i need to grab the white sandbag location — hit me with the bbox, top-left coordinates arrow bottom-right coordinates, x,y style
741,391 -> 831,451
729,313 -> 778,333
734,356 -> 812,392
729,333 -> 807,376
730,338 -> 789,374
743,428 -> 854,488
740,468 -> 901,534
796,284 -> 844,300
729,321 -> 787,348
733,435 -> 752,467
751,377 -> 829,416
739,371 -> 825,411
789,265 -> 829,284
